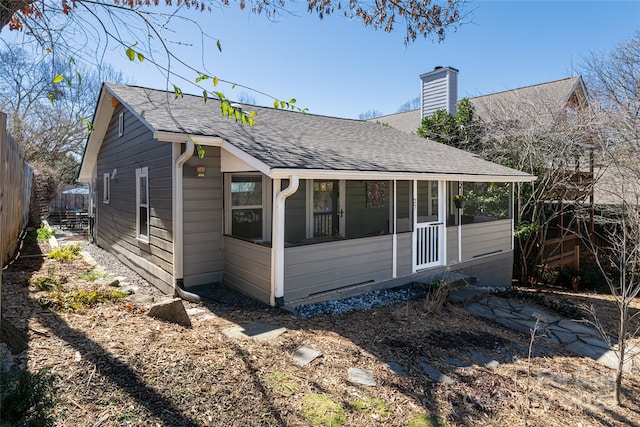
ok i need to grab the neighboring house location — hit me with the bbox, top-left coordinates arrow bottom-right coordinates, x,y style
376,67 -> 594,271
77,83 -> 533,306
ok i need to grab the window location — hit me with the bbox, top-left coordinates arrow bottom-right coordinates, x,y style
103,173 -> 110,204
461,182 -> 511,224
229,175 -> 263,239
136,167 -> 149,241
118,111 -> 124,137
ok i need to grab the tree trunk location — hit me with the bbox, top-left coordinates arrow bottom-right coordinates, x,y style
0,315 -> 28,354
615,304 -> 628,406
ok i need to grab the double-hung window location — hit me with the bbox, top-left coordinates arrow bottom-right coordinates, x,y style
229,175 -> 263,240
136,167 -> 149,241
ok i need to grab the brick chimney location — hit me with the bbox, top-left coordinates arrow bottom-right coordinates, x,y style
420,66 -> 459,118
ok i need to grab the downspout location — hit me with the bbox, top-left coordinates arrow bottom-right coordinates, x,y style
173,140 -> 202,303
271,176 -> 299,306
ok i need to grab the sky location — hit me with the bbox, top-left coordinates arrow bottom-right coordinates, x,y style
15,0 -> 640,119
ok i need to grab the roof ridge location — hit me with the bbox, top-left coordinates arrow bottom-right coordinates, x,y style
468,76 -> 580,101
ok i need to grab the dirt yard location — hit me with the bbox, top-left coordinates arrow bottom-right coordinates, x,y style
2,234 -> 639,426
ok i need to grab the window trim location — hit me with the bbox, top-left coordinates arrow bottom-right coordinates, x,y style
136,167 -> 150,242
118,111 -> 124,137
225,173 -> 268,241
102,173 -> 110,204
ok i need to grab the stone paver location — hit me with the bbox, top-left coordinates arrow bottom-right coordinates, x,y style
126,294 -> 155,304
348,368 -> 376,386
147,298 -> 192,327
222,323 -> 287,341
384,361 -> 407,377
292,345 -> 322,366
445,357 -> 472,368
419,362 -> 454,384
469,350 -> 499,369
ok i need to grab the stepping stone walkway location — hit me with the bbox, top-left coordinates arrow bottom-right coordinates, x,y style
464,295 -> 639,371
222,323 -> 287,341
292,345 -> 322,366
348,368 -> 376,386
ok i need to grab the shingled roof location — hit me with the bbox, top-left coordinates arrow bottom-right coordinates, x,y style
376,76 -> 585,134
80,83 -> 534,182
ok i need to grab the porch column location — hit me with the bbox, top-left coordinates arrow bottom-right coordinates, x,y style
270,176 -> 299,306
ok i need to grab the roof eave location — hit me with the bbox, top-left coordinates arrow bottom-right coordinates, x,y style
270,168 -> 535,182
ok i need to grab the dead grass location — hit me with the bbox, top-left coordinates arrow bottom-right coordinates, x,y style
2,240 -> 639,426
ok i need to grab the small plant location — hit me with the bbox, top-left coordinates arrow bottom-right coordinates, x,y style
0,366 -> 57,426
408,413 -> 447,427
36,225 -> 56,243
267,372 -> 299,395
549,298 -> 583,319
42,289 -> 127,312
352,397 -> 391,419
79,268 -> 112,282
301,394 -> 345,427
420,280 -> 450,314
453,194 -> 467,202
47,243 -> 82,262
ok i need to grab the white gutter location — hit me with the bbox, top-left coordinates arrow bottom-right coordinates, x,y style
270,168 -> 535,183
270,176 -> 300,306
173,140 -> 202,303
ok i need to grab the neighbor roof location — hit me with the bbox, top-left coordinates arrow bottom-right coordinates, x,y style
376,76 -> 585,134
79,83 -> 534,182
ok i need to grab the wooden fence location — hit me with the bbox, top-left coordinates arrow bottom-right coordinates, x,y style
1,112 -> 34,265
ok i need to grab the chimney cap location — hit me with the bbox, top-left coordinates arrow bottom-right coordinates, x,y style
420,66 -> 459,79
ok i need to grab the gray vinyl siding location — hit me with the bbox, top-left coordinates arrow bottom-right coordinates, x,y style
223,236 -> 272,304
345,181 -> 390,237
182,147 -> 224,287
396,232 -> 412,277
285,179 -> 306,243
283,235 -> 393,302
461,219 -> 512,260
446,226 -> 459,264
95,105 -> 174,293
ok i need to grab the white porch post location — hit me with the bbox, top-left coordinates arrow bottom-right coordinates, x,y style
439,180 -> 447,266
458,182 -> 463,262
411,180 -> 417,273
392,180 -> 397,278
270,176 -> 299,306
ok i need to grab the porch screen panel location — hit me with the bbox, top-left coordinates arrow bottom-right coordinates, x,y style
396,180 -> 412,233
460,182 -> 510,225
417,181 -> 438,223
345,180 -> 390,238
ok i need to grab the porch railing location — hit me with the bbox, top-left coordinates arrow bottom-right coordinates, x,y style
415,222 -> 442,269
313,212 -> 333,237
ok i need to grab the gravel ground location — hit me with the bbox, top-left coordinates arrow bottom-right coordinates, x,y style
80,242 -> 166,299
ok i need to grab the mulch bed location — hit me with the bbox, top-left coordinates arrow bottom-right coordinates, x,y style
2,237 -> 639,426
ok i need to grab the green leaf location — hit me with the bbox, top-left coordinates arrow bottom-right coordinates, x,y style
125,48 -> 135,61
216,40 -> 222,52
53,75 -> 64,84
203,91 -> 208,102
248,111 -> 257,117
289,98 -> 296,104
221,102 -> 228,116
195,143 -> 205,159
213,76 -> 219,87
173,85 -> 183,99
231,84 -> 236,89
137,52 -> 145,62
273,100 -> 279,109
47,93 -> 55,105
76,72 -> 82,87
68,57 -> 75,65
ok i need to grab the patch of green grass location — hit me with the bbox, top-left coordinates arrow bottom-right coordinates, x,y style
301,394 -> 345,427
47,243 -> 82,262
408,413 -> 447,427
42,289 -> 127,312
78,268 -> 112,282
36,225 -> 56,242
351,397 -> 391,419
0,366 -> 57,427
32,276 -> 62,292
267,372 -> 299,395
